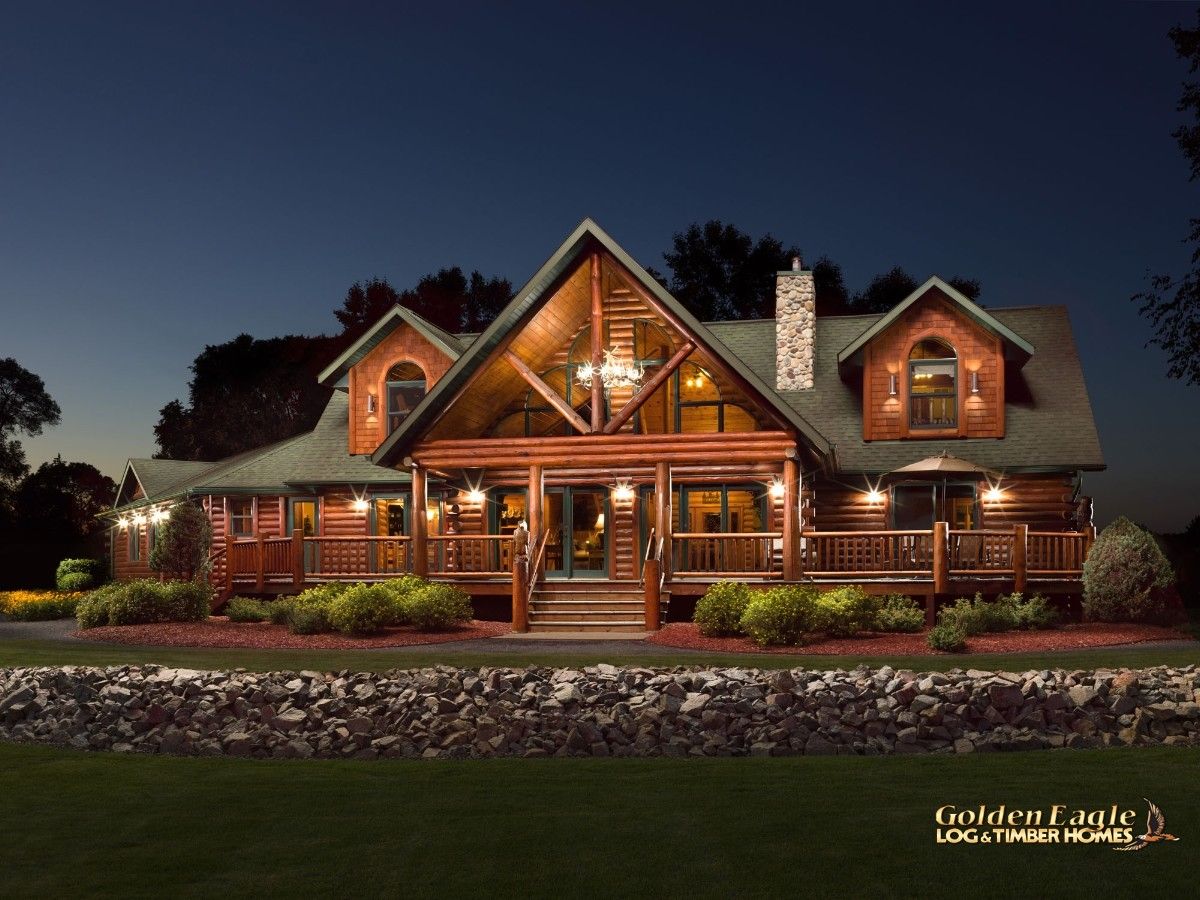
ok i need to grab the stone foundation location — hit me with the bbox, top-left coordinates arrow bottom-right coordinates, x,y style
2,664 -> 1198,759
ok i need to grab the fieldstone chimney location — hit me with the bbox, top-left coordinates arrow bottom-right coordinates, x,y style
776,256 -> 815,390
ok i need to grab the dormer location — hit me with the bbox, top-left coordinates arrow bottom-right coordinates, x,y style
836,277 -> 1034,441
318,306 -> 464,455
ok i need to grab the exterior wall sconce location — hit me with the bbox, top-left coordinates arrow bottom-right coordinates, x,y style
984,486 -> 1003,503
612,479 -> 634,502
465,488 -> 485,504
888,373 -> 897,397
366,393 -> 377,414
769,477 -> 786,500
353,497 -> 369,512
866,489 -> 885,505
970,371 -> 980,395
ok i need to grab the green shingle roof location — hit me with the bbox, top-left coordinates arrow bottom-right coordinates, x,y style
708,306 -> 1104,474
318,306 -> 464,388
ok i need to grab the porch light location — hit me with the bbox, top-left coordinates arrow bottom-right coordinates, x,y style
132,513 -> 147,526
353,498 -> 369,512
866,489 -> 884,505
612,479 -> 634,502
888,373 -> 897,397
984,486 -> 1004,503
366,393 -> 377,414
769,477 -> 786,500
117,517 -> 129,530
576,349 -> 644,394
970,371 -> 980,395
466,488 -> 485,504
150,507 -> 169,523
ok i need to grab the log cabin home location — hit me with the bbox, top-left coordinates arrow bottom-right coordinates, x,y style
106,219 -> 1103,632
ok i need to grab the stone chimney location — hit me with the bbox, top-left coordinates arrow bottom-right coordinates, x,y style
775,256 -> 815,390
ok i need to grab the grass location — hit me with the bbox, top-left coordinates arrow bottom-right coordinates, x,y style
0,741 -> 1194,898
0,637 -> 1197,673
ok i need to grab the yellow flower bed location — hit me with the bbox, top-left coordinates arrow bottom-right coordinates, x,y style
0,590 -> 85,621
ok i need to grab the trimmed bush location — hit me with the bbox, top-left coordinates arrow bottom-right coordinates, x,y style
872,594 -> 925,633
739,585 -> 818,647
693,581 -> 752,636
75,579 -> 210,629
289,606 -> 330,635
226,597 -> 272,623
927,621 -> 967,653
812,586 -> 876,637
404,583 -> 472,631
998,592 -> 1057,630
268,600 -> 295,626
56,558 -> 103,591
1083,516 -> 1176,622
939,593 -> 1015,636
328,584 -> 396,635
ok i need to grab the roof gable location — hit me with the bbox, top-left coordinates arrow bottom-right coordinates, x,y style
371,218 -> 830,465
836,276 -> 1035,367
318,306 -> 464,389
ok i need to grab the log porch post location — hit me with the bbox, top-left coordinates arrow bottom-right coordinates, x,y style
412,465 -> 428,576
590,251 -> 604,431
1012,523 -> 1028,594
643,558 -> 661,630
932,520 -> 949,595
291,527 -> 305,588
528,463 -> 544,580
655,461 -> 671,583
254,532 -> 265,593
781,456 -> 800,581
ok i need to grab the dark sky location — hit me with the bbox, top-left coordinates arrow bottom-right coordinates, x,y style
3,2 -> 1198,531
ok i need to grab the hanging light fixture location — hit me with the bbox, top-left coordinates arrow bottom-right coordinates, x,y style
576,349 -> 644,394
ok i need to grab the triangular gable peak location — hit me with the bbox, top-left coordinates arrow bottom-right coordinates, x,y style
112,461 -> 146,509
372,219 -> 830,465
837,276 -> 1035,368
320,306 -> 464,455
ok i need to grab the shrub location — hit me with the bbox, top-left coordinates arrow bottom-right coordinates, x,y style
812,586 -> 876,637
149,502 -> 212,580
268,600 -> 295,626
693,581 -> 752,636
328,584 -> 396,635
739,585 -> 818,647
56,558 -> 104,591
1083,516 -> 1176,622
997,592 -> 1058,630
403,583 -> 473,631
0,590 -> 84,621
75,579 -> 209,629
289,605 -> 330,635
939,593 -> 1016,636
226,597 -> 272,623
872,594 -> 925,633
927,622 -> 967,652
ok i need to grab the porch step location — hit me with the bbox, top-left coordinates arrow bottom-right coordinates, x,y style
527,584 -> 668,633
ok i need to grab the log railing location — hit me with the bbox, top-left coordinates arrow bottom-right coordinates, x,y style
672,532 -> 782,578
948,529 -> 1016,576
800,530 -> 934,577
428,535 -> 511,577
307,536 -> 412,579
1027,530 -> 1089,577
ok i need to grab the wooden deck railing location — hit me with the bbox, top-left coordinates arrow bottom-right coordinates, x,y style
800,530 -> 934,578
948,529 -> 1016,576
671,532 -> 782,578
428,534 -> 511,577
1027,531 -> 1088,577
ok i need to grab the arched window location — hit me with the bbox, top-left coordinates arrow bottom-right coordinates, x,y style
908,338 -> 957,428
385,362 -> 426,433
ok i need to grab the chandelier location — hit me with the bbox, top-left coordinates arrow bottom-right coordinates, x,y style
576,349 -> 644,393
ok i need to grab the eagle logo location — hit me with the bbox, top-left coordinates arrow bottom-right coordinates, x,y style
1113,799 -> 1180,852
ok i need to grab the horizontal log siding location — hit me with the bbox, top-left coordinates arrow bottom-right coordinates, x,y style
981,474 -> 1079,530
808,476 -> 889,531
111,524 -> 154,581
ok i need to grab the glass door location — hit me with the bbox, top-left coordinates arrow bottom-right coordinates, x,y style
288,498 -> 319,573
371,496 -> 408,574
544,487 -> 608,578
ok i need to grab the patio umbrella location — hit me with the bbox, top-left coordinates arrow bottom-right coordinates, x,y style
886,451 -> 1000,526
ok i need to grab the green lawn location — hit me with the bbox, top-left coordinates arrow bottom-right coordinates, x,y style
0,636 -> 1197,673
0,741 -> 1194,898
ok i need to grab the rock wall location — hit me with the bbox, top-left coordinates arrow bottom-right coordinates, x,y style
775,269 -> 816,391
1,664 -> 1198,759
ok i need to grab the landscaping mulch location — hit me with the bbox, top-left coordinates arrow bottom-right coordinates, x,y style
72,618 -> 510,650
645,621 -> 1193,656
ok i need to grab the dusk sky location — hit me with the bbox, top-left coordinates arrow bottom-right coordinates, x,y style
2,2 -> 1198,531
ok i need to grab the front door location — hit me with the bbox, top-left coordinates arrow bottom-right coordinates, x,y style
544,487 -> 608,578
288,498 -> 319,572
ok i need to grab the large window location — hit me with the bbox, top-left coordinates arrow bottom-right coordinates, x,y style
229,499 -> 254,537
487,363 -> 601,438
386,362 -> 427,433
909,338 -> 957,428
128,522 -> 141,562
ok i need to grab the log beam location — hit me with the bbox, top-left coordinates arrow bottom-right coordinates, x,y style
503,350 -> 591,435
781,458 -> 800,581
412,466 -> 428,576
655,461 -> 671,583
603,341 -> 695,435
590,252 -> 604,432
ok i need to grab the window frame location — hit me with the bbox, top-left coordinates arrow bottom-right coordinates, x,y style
229,498 -> 255,538
907,338 -> 958,430
129,521 -> 141,562
385,361 -> 427,434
